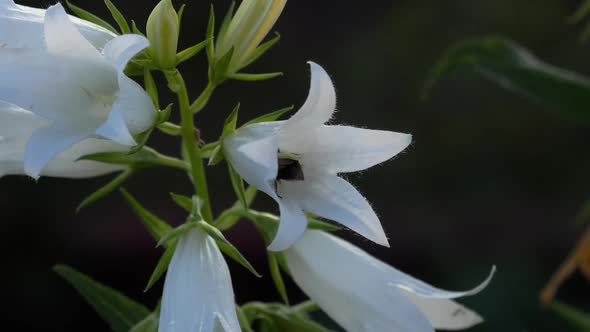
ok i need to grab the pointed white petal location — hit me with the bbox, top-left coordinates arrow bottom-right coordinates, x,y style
117,75 -> 157,134
24,124 -> 90,179
103,34 -> 150,73
281,173 -> 388,246
44,4 -> 102,58
281,62 -> 336,135
95,105 -> 136,146
303,125 -> 412,173
224,122 -> 283,199
401,291 -> 484,330
159,229 -> 241,332
268,198 -> 309,252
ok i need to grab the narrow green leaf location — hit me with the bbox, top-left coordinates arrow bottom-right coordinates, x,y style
66,1 -> 118,33
176,39 -> 210,65
129,311 -> 159,332
120,188 -> 172,241
222,104 -> 240,136
129,129 -> 153,155
213,47 -> 235,84
104,0 -> 130,34
268,253 -> 289,304
244,105 -> 294,126
241,32 -> 281,69
170,193 -> 193,212
144,243 -> 176,292
228,163 -> 248,209
177,4 -> 186,27
198,221 -> 261,277
206,5 -> 216,63
425,36 -> 590,123
144,69 -> 159,109
131,20 -> 144,36
157,104 -> 173,125
228,72 -> 283,82
54,265 -> 149,332
218,2 -> 236,44
551,301 -> 590,330
77,169 -> 133,212
157,222 -> 199,247
157,122 -> 182,136
207,145 -> 225,166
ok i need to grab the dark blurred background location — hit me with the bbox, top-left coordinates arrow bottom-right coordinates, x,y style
4,0 -> 590,330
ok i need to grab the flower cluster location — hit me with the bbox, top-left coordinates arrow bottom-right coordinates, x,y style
0,1 -> 495,331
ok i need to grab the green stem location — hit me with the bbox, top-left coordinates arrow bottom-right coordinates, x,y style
190,81 -> 216,114
165,69 -> 214,223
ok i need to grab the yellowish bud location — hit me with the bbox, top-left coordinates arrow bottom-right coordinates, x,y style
146,0 -> 179,69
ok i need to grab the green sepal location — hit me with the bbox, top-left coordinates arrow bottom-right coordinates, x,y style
157,222 -> 199,247
129,130 -> 153,155
157,122 -> 182,136
177,4 -> 186,27
237,306 -> 256,332
131,20 -> 144,36
209,104 -> 240,166
129,310 -> 159,332
157,104 -> 173,124
144,243 -> 176,292
176,39 -> 210,66
120,188 -> 172,241
170,192 -> 192,212
77,169 -> 133,212
425,36 -> 590,123
80,147 -> 186,171
244,105 -> 294,126
228,163 -> 248,209
217,2 -> 236,45
228,72 -> 283,82
104,0 -> 130,34
551,301 -> 590,330
198,220 -> 261,277
144,69 -> 159,108
241,32 -> 281,69
212,47 -> 235,84
268,252 -> 289,304
206,5 -> 216,63
54,265 -> 149,332
200,142 -> 220,159
241,302 -> 329,332
207,145 -> 224,166
215,186 -> 258,230
66,1 -> 118,34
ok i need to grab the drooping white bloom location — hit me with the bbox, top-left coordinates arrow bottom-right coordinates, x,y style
0,0 -> 116,49
285,230 -> 495,332
0,101 -> 127,178
0,3 -> 156,179
159,229 -> 241,332
224,62 -> 412,251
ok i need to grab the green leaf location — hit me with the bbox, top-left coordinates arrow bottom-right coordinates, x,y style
228,72 -> 283,82
157,222 -> 199,248
131,20 -> 144,36
144,243 -> 176,292
129,129 -> 153,155
551,301 -> 590,330
198,221 -> 261,277
77,170 -> 133,212
425,36 -> 590,123
157,104 -> 173,125
144,69 -> 159,109
54,265 -> 149,332
237,306 -> 256,332
217,2 -> 236,44
157,122 -> 182,136
104,0 -> 130,34
129,311 -> 159,332
228,163 -> 248,209
244,105 -> 294,126
170,193 -> 193,212
66,1 -> 118,34
215,186 -> 258,230
206,5 -> 216,63
209,104 -> 240,166
207,145 -> 225,166
213,47 -> 235,84
177,4 -> 186,27
242,32 -> 281,69
176,39 -> 210,66
201,141 -> 220,159
120,188 -> 172,241
268,253 -> 289,304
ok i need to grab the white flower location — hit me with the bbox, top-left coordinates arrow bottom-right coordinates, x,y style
159,229 -> 241,332
0,0 -> 116,49
224,62 -> 412,251
0,3 -> 156,179
0,101 -> 127,178
285,230 -> 495,332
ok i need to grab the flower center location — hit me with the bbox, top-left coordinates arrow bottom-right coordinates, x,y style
277,154 -> 304,182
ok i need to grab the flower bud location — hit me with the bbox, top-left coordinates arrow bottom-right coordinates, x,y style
146,0 -> 179,69
216,0 -> 287,73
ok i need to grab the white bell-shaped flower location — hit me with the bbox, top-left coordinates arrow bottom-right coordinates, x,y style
0,101 -> 127,178
0,0 -> 115,49
285,230 -> 494,332
0,3 -> 156,178
224,62 -> 412,251
159,229 -> 241,332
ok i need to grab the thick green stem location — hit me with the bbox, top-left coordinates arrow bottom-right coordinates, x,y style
190,81 -> 216,114
165,69 -> 214,223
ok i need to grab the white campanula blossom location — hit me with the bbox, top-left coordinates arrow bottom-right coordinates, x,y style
159,229 -> 241,332
224,62 -> 412,251
285,230 -> 495,332
0,3 -> 156,179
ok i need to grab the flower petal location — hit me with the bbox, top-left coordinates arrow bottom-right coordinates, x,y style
116,75 -> 157,134
24,124 -> 90,179
103,34 -> 150,73
44,4 -> 102,58
224,122 -> 282,199
400,292 -> 484,330
95,104 -> 136,146
159,229 -> 240,332
268,198 -> 309,252
281,173 -> 388,247
281,62 -> 336,134
303,125 -> 412,173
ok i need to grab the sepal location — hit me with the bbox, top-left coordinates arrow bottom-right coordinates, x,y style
104,0 -> 130,33
77,169 -> 133,211
66,1 -> 118,34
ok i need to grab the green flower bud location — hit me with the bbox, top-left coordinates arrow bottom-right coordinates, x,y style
216,0 -> 287,73
146,0 -> 179,69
